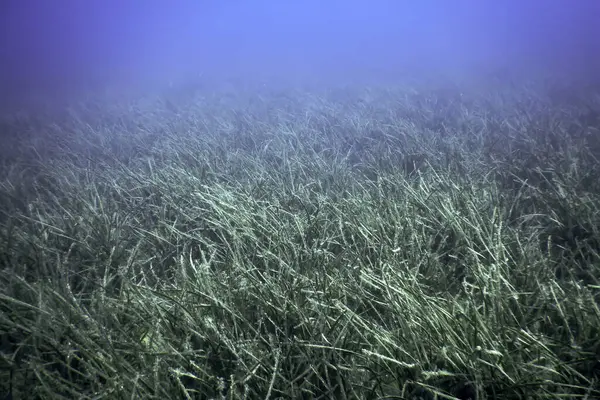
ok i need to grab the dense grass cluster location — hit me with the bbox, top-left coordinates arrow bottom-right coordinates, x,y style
1,78 -> 599,399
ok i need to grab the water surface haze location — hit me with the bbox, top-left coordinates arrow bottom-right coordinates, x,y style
1,0 -> 599,101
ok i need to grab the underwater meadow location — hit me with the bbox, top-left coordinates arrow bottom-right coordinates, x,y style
1,75 -> 600,399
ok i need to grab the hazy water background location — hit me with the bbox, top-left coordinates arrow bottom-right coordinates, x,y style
1,0 -> 599,104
